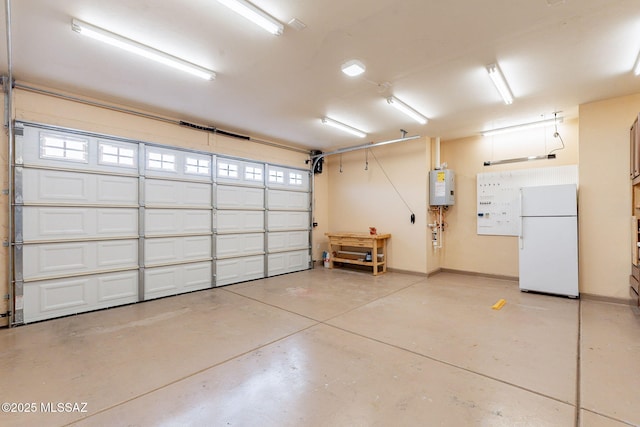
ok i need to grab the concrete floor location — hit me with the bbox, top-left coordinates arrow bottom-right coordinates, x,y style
0,269 -> 638,426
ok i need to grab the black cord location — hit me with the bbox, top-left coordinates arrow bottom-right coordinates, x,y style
549,113 -> 565,155
368,149 -> 416,223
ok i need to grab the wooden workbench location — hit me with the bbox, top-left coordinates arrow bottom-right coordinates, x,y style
325,232 -> 391,275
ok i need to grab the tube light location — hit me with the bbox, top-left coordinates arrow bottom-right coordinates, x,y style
484,153 -> 556,166
486,63 -> 514,105
386,96 -> 428,124
321,117 -> 367,138
481,117 -> 563,136
216,0 -> 284,36
634,51 -> 640,76
71,19 -> 216,80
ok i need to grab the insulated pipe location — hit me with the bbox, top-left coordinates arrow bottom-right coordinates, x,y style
4,0 -> 13,325
434,136 -> 440,169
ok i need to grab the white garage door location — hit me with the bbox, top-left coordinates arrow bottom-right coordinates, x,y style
142,146 -> 213,300
266,165 -> 311,276
214,159 -> 265,286
15,125 -> 140,323
12,123 -> 311,324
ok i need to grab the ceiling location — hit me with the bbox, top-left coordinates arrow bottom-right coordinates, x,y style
2,0 -> 640,152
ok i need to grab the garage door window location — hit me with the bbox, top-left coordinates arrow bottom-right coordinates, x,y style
99,142 -> 136,167
40,133 -> 88,163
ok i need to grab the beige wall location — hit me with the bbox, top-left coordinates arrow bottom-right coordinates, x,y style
440,118 -> 579,278
579,93 -> 640,300
326,137 -> 430,274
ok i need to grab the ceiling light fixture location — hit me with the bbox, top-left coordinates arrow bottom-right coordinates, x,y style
484,153 -> 556,166
486,63 -> 514,105
481,117 -> 563,136
216,0 -> 284,36
341,59 -> 366,77
71,19 -> 215,80
321,117 -> 367,138
386,96 -> 428,124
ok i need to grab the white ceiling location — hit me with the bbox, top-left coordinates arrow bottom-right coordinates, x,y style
2,0 -> 640,151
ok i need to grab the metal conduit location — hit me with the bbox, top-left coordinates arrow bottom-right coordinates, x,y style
4,0 -> 13,326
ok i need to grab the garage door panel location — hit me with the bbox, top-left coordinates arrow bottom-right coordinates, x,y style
144,262 -> 212,299
268,190 -> 309,210
144,236 -> 212,266
23,271 -> 139,323
216,255 -> 264,286
217,185 -> 264,209
268,250 -> 309,276
23,240 -> 138,280
217,210 -> 264,233
97,176 -> 140,204
268,211 -> 309,231
97,272 -> 139,302
268,231 -> 309,252
23,207 -> 138,241
145,209 -> 211,236
216,233 -> 264,258
145,179 -> 211,207
22,169 -> 138,205
96,240 -> 139,268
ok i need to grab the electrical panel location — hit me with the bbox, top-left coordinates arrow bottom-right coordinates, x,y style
429,169 -> 455,206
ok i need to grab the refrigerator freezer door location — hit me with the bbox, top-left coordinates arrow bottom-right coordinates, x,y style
519,216 -> 578,297
521,184 -> 577,217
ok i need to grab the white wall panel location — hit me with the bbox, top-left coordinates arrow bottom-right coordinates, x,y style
217,185 -> 264,209
216,210 -> 264,233
22,240 -> 138,280
268,231 -> 309,252
144,209 -> 212,236
216,233 -> 264,258
144,262 -> 212,299
22,207 -> 138,241
145,179 -> 212,207
23,271 -> 138,323
144,236 -> 212,266
268,211 -> 309,231
216,255 -> 264,286
22,169 -> 138,206
268,250 -> 310,276
267,190 -> 309,211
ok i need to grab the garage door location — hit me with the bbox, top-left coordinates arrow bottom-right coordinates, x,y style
15,125 -> 140,323
214,158 -> 266,286
142,146 -> 213,300
12,122 -> 312,324
266,165 -> 311,276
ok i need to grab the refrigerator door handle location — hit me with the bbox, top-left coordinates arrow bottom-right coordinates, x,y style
519,189 -> 524,249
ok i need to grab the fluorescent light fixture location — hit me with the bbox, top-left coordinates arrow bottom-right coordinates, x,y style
484,153 -> 556,166
216,0 -> 284,35
341,59 -> 366,77
321,117 -> 367,138
481,117 -> 563,136
486,63 -> 514,105
71,19 -> 215,80
386,96 -> 428,124
634,51 -> 640,76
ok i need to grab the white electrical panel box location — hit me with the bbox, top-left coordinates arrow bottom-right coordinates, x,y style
429,169 -> 455,206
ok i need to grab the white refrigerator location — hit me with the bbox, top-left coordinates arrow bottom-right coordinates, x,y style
519,184 -> 579,297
